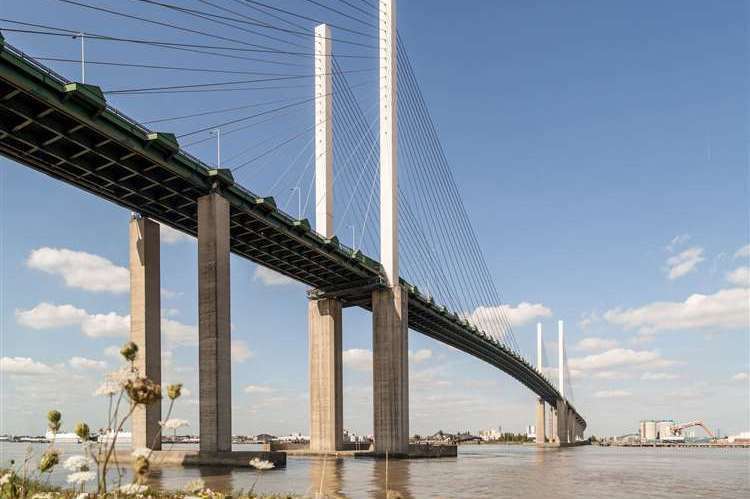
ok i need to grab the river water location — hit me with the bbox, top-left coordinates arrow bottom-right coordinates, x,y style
1,442 -> 748,498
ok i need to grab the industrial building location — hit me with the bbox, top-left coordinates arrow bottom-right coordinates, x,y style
639,420 -> 676,442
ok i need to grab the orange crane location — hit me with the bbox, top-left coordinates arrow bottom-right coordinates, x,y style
671,421 -> 715,439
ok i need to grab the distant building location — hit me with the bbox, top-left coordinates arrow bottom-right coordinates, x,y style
526,425 -> 536,439
728,432 -> 750,444
277,432 -> 309,442
479,427 -> 502,441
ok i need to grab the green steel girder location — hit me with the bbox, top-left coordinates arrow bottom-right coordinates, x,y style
0,38 -> 586,430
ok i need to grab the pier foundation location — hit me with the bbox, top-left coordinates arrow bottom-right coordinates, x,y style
198,192 -> 232,453
536,398 -> 546,446
129,215 -> 161,450
372,285 -> 409,456
308,297 -> 344,452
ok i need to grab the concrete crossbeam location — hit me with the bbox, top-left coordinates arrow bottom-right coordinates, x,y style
308,297 -> 343,452
372,285 -> 409,455
129,215 -> 162,450
198,193 -> 232,453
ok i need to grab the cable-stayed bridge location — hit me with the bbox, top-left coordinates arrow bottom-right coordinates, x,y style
0,0 -> 585,457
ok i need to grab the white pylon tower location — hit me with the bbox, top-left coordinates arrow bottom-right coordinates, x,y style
558,320 -> 564,398
314,23 -> 333,238
380,0 -> 398,285
537,322 -> 543,372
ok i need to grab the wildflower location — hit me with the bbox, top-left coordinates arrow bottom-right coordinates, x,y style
74,422 -> 90,441
120,341 -> 139,362
133,455 -> 149,477
105,367 -> 137,388
39,449 -> 60,472
124,376 -> 162,405
184,478 -> 205,494
248,458 -> 275,470
63,455 -> 93,472
167,383 -> 183,400
47,409 -> 62,432
118,483 -> 148,495
66,471 -> 96,485
0,471 -> 13,485
131,447 -> 151,459
159,418 -> 189,431
94,379 -> 120,396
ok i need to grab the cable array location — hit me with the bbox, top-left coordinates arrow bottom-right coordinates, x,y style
1,0 -> 546,365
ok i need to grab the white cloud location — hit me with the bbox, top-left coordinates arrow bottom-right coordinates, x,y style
254,266 -> 295,286
159,224 -> 193,244
591,371 -> 632,380
594,390 -> 631,399
604,288 -> 749,334
666,247 -> 704,280
731,372 -> 748,382
342,348 -> 372,371
162,318 -> 197,346
26,247 -> 129,293
575,337 -> 618,352
15,303 -> 87,329
0,357 -> 54,376
69,356 -> 107,370
579,312 -> 599,330
735,244 -> 750,259
470,302 -> 551,329
666,234 -> 691,252
641,372 -> 679,380
231,340 -> 254,362
82,312 -> 129,338
409,349 -> 432,363
726,266 -> 749,287
104,345 -> 121,358
569,348 -> 675,371
17,303 -> 197,342
244,385 -> 275,394
16,303 -> 128,338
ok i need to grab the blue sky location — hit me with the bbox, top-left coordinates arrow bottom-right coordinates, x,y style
0,0 -> 748,438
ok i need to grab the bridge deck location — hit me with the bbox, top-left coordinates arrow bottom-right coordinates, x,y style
0,35 -> 584,429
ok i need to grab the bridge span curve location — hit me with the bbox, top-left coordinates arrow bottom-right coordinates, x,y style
0,36 -> 586,433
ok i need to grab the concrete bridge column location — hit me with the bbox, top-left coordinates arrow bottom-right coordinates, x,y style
556,400 -> 568,446
198,192 -> 232,453
568,408 -> 575,443
129,215 -> 161,450
308,297 -> 343,452
535,398 -> 545,446
372,285 -> 409,456
550,406 -> 558,443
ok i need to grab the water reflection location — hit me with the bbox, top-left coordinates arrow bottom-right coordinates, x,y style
371,458 -> 412,499
197,467 -> 235,494
1,442 -> 747,498
308,456 -> 345,498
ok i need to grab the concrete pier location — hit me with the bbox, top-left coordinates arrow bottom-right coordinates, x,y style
535,323 -> 545,446
129,215 -> 161,450
550,406 -> 559,443
536,399 -> 546,446
372,285 -> 409,456
308,297 -> 343,452
198,192 -> 232,453
556,400 -> 569,446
